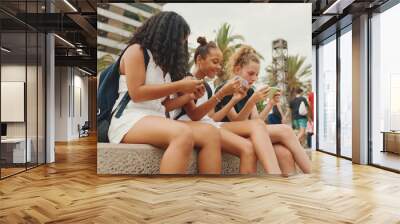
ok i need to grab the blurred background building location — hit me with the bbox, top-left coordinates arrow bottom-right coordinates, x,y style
97,3 -> 163,60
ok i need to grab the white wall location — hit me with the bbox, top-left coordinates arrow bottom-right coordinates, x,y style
55,66 -> 69,141
0,65 -> 40,137
1,65 -> 26,139
54,67 -> 89,141
71,72 -> 89,139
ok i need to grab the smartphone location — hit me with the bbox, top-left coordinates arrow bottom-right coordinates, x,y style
234,76 -> 249,89
241,79 -> 249,89
268,87 -> 280,99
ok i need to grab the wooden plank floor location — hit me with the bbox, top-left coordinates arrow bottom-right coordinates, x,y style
0,135 -> 399,224
1,167 -> 26,178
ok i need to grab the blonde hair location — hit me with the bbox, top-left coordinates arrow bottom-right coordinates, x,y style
227,45 -> 260,79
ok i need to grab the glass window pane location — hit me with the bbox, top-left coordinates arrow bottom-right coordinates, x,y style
1,30 -> 28,177
340,29 -> 352,158
0,0 -> 46,178
27,31 -> 38,169
318,37 -> 337,154
371,3 -> 400,171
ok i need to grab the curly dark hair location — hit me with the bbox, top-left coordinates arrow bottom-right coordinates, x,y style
128,11 -> 190,81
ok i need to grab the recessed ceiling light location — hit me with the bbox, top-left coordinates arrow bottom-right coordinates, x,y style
54,34 -> 75,48
1,47 -> 11,53
63,0 -> 78,12
323,0 -> 354,15
78,67 -> 92,76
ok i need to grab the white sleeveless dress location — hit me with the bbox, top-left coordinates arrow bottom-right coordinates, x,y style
108,50 -> 172,144
173,85 -> 223,128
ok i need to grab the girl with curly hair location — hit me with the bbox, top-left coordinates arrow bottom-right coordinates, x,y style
108,11 -> 221,174
215,45 -> 312,174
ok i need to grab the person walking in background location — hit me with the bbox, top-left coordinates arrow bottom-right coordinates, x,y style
287,88 -> 309,145
306,90 -> 314,148
306,119 -> 314,148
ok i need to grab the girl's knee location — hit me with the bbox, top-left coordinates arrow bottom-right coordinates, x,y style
172,125 -> 194,148
198,124 -> 221,142
254,118 -> 265,125
277,124 -> 295,139
250,120 -> 266,131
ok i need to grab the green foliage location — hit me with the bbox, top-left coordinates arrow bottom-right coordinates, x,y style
256,100 -> 266,113
97,54 -> 115,75
213,23 -> 245,86
264,54 -> 311,102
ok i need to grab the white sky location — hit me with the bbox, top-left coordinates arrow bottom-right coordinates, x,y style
163,3 -> 312,83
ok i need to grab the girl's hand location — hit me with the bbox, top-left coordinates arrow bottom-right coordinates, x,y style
251,86 -> 270,103
178,79 -> 204,94
193,84 -> 205,99
161,96 -> 171,105
232,86 -> 248,102
220,78 -> 241,96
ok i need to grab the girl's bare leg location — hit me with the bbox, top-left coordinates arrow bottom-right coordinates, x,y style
219,129 -> 257,174
221,120 -> 282,174
180,121 -> 222,174
122,116 -> 194,174
264,123 -> 312,173
274,144 -> 296,176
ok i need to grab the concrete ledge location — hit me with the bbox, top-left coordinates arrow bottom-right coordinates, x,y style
97,143 -> 198,174
97,143 -> 312,175
220,152 -> 265,175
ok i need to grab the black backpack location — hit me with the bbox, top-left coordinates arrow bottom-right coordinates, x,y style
97,47 -> 150,142
174,81 -> 213,120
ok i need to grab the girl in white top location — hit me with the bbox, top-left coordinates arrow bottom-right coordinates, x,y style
109,12 -> 221,174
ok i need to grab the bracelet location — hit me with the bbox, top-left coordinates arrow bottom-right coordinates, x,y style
214,94 -> 222,103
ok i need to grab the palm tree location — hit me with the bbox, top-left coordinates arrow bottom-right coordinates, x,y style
213,23 -> 245,87
97,54 -> 115,75
286,55 -> 311,101
264,54 -> 311,111
256,100 -> 266,113
265,64 -> 279,87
